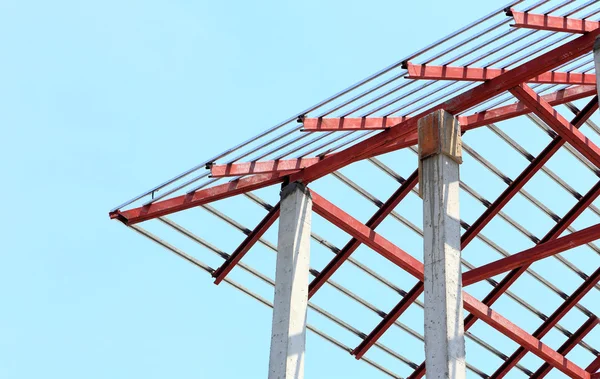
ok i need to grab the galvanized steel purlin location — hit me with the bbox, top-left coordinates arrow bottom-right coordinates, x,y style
110,1 -> 600,377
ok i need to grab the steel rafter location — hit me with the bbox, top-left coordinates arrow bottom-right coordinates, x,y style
461,86 -> 596,129
489,263 -> 600,377
463,291 -> 590,379
352,281 -> 424,360
460,95 -> 599,248
530,316 -> 599,379
290,25 -> 600,184
463,222 -> 600,285
494,267 -> 600,377
111,24 -> 600,226
308,169 -> 418,299
110,172 -> 286,225
589,355 -> 600,374
109,3 -> 600,377
409,176 -> 600,379
212,202 -> 281,284
510,84 -> 600,168
310,188 -> 589,379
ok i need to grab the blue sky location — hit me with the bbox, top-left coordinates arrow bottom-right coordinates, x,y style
2,0 -> 599,378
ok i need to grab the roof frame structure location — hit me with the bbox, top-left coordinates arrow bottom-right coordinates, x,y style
110,1 -> 600,377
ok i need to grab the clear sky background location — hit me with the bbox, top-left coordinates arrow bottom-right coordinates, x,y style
3,1 -> 599,378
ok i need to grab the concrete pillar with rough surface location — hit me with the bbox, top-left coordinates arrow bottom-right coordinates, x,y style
594,36 -> 600,96
268,181 -> 312,379
418,109 -> 466,379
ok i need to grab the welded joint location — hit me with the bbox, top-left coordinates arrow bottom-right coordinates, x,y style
417,109 -> 462,197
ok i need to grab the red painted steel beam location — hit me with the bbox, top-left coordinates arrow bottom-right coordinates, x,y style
461,95 -> 599,248
406,63 -> 596,85
463,222 -> 600,285
510,84 -> 600,168
310,190 -> 424,280
302,116 -> 408,132
588,355 -> 600,373
310,189 -> 589,378
212,202 -> 281,284
531,316 -> 599,379
349,138 -> 600,362
491,266 -> 600,378
109,172 -> 287,225
409,175 -> 600,379
290,28 -> 600,185
463,292 -> 590,379
210,158 -> 321,178
460,85 -> 596,129
352,281 -> 424,360
111,28 -> 600,225
308,170 -> 418,299
301,85 -> 595,133
510,9 -> 600,33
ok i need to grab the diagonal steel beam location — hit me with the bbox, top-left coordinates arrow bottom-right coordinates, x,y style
530,316 -> 599,379
462,86 -> 596,129
463,291 -> 590,379
490,266 -> 600,378
212,202 -> 281,284
308,170 -> 418,299
588,355 -> 600,374
509,8 -> 600,33
510,84 -> 600,168
310,189 -> 589,378
461,95 -> 599,248
310,190 -> 424,280
463,222 -> 600,285
406,63 -> 596,85
408,176 -> 600,379
352,281 -> 424,360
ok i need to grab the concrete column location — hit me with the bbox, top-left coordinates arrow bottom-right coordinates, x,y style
418,110 -> 466,379
268,182 -> 312,379
594,36 -> 600,96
